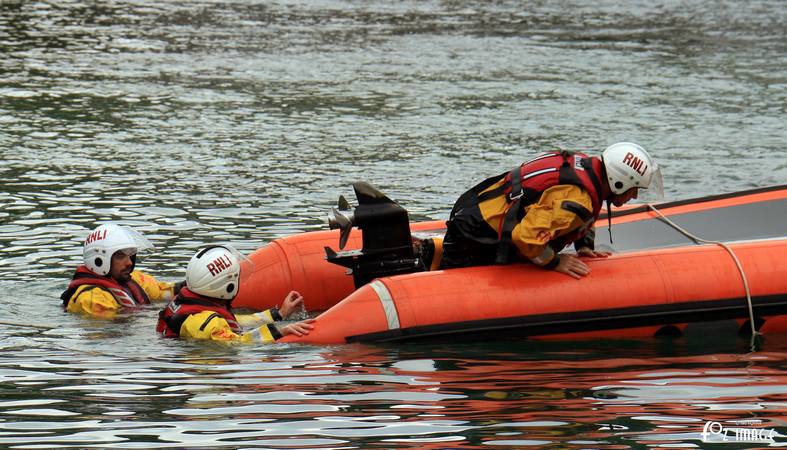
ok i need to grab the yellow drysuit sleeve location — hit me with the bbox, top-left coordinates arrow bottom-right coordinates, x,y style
512,185 -> 593,266
178,311 -> 282,343
235,309 -> 282,327
479,184 -> 593,267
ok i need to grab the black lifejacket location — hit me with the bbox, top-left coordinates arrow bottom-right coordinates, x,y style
60,266 -> 150,308
442,151 -> 607,268
156,287 -> 241,338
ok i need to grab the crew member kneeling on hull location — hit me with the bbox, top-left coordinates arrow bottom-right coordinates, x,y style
61,223 -> 180,318
438,142 -> 663,279
157,245 -> 314,343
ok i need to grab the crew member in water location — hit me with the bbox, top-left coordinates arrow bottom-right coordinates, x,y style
432,142 -> 663,278
157,245 -> 314,343
61,223 -> 180,317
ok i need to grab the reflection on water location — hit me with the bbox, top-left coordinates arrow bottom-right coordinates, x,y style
2,315 -> 787,448
1,0 -> 786,447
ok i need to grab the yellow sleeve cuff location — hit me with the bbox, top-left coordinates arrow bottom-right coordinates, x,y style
244,324 -> 282,343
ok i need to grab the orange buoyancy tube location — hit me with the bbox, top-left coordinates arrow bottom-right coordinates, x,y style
279,239 -> 787,344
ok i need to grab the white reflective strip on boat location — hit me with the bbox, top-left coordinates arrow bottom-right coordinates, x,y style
369,280 -> 400,330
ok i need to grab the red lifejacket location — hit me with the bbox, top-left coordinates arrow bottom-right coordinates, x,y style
60,266 -> 150,308
442,151 -> 608,267
156,288 -> 241,338
498,151 -> 606,217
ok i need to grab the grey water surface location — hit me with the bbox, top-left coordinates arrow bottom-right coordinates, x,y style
1,0 -> 786,448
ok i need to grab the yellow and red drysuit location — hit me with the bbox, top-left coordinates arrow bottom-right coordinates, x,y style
440,151 -> 608,269
61,265 -> 176,318
156,288 -> 286,343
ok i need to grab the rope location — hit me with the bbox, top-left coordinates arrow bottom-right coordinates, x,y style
645,204 -> 759,346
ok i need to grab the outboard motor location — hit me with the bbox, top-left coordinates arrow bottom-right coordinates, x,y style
325,182 -> 422,288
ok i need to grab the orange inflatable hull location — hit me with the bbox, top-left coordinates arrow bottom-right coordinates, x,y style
233,185 -> 787,344
280,240 -> 787,344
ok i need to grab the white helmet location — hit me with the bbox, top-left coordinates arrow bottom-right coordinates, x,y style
83,223 -> 153,276
186,245 -> 252,300
601,142 -> 663,196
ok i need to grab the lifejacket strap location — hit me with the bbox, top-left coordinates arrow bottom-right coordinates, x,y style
495,196 -> 523,264
199,313 -> 222,331
560,200 -> 593,222
581,157 -> 604,198
507,166 -> 523,201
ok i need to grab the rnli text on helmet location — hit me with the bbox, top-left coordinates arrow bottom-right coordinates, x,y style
623,152 -> 648,176
208,254 -> 234,276
85,229 -> 108,245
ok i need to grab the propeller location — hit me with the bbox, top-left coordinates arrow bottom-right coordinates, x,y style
327,195 -> 355,249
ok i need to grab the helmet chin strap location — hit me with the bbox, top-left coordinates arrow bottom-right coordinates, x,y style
600,154 -> 614,244
606,199 -> 613,244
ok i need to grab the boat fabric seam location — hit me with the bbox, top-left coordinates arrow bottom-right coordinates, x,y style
369,280 -> 400,330
272,240 -> 296,286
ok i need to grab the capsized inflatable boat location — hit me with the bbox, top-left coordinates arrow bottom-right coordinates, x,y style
234,184 -> 787,344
